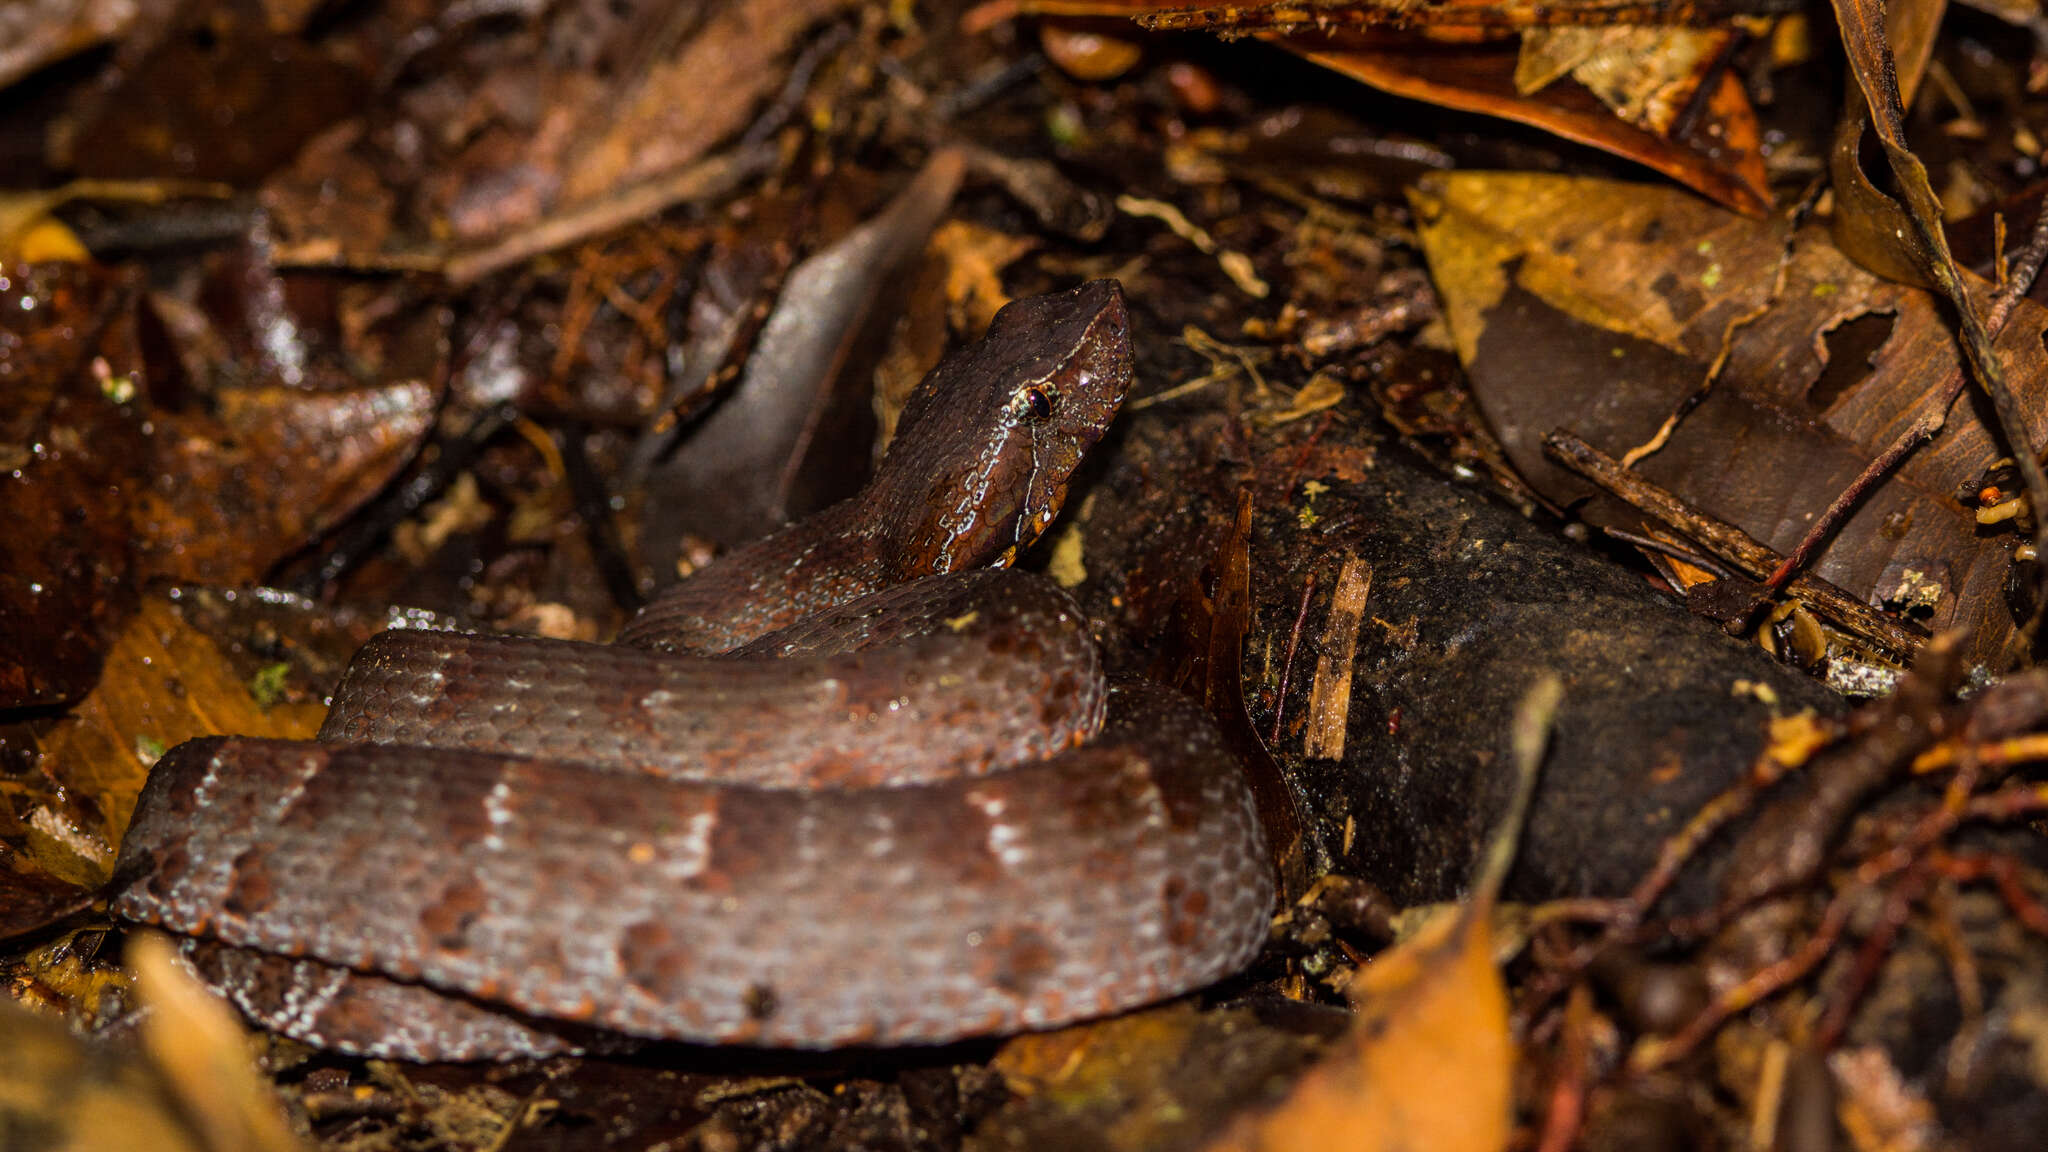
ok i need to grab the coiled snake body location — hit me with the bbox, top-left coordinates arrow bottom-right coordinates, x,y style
112,281 -> 1276,1060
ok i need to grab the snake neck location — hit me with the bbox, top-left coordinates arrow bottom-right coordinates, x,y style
619,499 -> 900,653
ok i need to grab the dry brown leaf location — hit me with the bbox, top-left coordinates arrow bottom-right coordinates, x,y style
874,219 -> 1038,448
1020,0 -> 1772,214
561,0 -> 851,205
1514,26 -> 1729,134
931,219 -> 1039,334
1412,170 -> 2048,665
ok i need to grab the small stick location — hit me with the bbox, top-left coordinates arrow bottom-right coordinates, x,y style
1813,867 -> 1926,1049
1544,432 -> 1928,660
1135,0 -> 1804,34
1269,570 -> 1318,745
289,402 -> 521,598
1631,883 -> 1857,1072
1935,849 -> 2048,937
1601,526 -> 1734,580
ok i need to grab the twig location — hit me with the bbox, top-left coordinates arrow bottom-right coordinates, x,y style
1633,872 -> 1873,1073
288,402 -> 521,598
1134,0 -> 1804,34
1761,201 -> 2048,598
1814,867 -> 1926,1049
1934,849 -> 2048,937
1534,984 -> 1593,1152
1544,431 -> 1928,660
1269,570 -> 1318,745
438,146 -> 776,286
1601,526 -> 1734,581
1990,201 -> 2048,321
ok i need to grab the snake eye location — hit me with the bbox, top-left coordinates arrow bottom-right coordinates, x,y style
1017,385 -> 1057,422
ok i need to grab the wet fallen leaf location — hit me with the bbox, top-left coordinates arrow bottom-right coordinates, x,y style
141,382 -> 437,584
1018,1 -> 1773,215
32,595 -> 327,869
643,149 -> 964,553
1,350 -> 150,710
1411,170 -> 2048,665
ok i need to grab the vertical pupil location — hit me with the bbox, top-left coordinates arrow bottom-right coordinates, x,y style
1023,387 -> 1053,420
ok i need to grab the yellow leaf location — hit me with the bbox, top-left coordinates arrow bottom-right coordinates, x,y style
35,596 -> 327,863
15,217 -> 90,263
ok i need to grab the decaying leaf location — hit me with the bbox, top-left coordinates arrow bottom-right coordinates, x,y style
1412,170 -> 2048,665
32,595 -> 327,867
1021,0 -> 1775,215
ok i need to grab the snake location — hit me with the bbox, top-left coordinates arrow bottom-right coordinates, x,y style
110,280 -> 1276,1060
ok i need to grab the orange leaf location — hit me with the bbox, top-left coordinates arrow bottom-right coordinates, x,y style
1208,677 -> 1560,1151
1208,904 -> 1513,1152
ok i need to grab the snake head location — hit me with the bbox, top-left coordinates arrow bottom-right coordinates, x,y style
878,279 -> 1133,575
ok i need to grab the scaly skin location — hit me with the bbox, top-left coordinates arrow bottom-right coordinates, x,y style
618,279 -> 1133,654
109,280 -> 1275,1060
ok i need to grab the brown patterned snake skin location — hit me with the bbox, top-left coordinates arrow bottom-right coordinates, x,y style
111,280 -> 1276,1060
